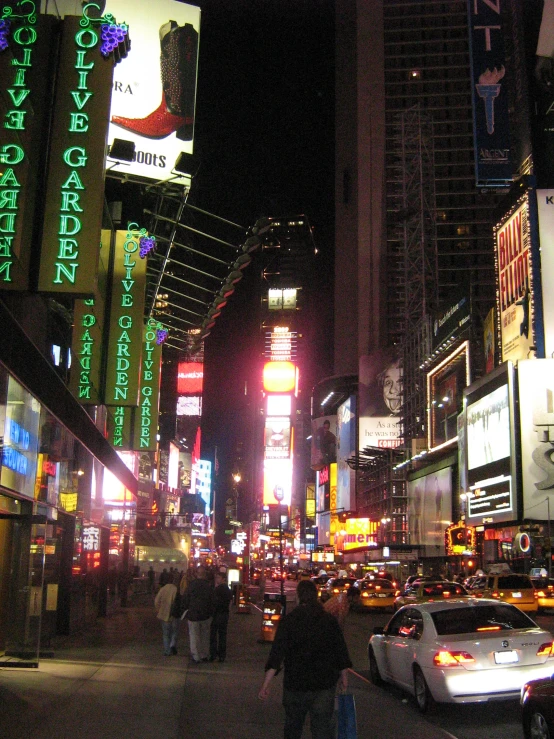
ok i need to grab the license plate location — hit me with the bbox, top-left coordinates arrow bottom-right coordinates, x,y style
377,593 -> 387,598
511,592 -> 522,598
494,650 -> 518,664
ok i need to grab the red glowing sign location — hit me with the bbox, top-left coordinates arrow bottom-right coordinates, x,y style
177,362 -> 204,394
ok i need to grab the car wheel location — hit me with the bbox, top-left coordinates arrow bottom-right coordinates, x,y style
368,647 -> 383,686
526,709 -> 551,739
413,666 -> 433,714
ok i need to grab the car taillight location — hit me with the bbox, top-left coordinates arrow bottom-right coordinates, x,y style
375,585 -> 381,590
361,592 -> 369,599
537,590 -> 547,598
491,591 -> 499,598
537,642 -> 554,658
442,591 -> 451,598
534,591 -> 539,599
333,588 -> 339,594
433,650 -> 475,667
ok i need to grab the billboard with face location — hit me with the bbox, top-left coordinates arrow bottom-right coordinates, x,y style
336,396 -> 356,513
105,0 -> 200,183
407,466 -> 452,551
359,349 -> 402,452
518,359 -> 554,521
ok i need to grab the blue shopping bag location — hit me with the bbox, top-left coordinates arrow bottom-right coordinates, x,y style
337,692 -> 357,739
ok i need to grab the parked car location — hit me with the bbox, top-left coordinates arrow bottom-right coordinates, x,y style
368,599 -> 554,712
319,576 -> 358,603
476,573 -> 538,614
394,581 -> 469,611
521,675 -> 554,739
352,578 -> 398,612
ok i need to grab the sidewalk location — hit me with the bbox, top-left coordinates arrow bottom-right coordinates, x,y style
0,594 -> 454,739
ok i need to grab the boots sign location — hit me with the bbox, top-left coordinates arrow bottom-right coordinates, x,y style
105,0 -> 200,183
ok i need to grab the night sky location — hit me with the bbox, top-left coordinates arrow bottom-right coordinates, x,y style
189,0 -> 336,476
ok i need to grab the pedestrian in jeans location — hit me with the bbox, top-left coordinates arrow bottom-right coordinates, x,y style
258,579 -> 352,739
154,572 -> 180,656
182,565 -> 214,663
209,572 -> 232,662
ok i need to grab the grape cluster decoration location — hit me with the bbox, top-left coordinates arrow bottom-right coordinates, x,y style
100,22 -> 129,58
0,19 -> 11,51
156,328 -> 168,345
139,235 -> 156,259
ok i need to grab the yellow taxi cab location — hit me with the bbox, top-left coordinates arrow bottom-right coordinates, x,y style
393,580 -> 469,612
477,573 -> 538,614
531,578 -> 554,612
319,576 -> 358,603
351,578 -> 398,612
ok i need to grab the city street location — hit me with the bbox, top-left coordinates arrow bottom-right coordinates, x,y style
266,579 -> 554,738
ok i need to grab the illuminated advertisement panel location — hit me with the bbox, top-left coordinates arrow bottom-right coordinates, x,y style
176,396 -> 202,416
464,362 -> 517,524
1,376 -> 40,499
132,321 -> 162,451
69,229 -> 112,404
177,361 -> 203,394
267,395 -> 291,416
537,190 -> 554,358
264,326 -> 297,361
39,15 -> 114,295
264,417 -> 291,459
335,518 -> 379,551
426,341 -> 470,451
263,458 -> 292,507
407,467 -> 452,551
467,0 -> 512,186
191,459 -> 211,515
359,349 -> 402,452
494,194 -> 542,362
105,0 -> 200,182
311,416 -> 336,471
518,359 -> 554,521
0,11 -> 56,289
336,396 -> 356,513
168,441 -> 180,489
104,228 -> 147,406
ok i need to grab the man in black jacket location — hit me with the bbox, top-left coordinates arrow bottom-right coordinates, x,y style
183,565 -> 214,663
258,579 -> 352,739
209,572 -> 233,662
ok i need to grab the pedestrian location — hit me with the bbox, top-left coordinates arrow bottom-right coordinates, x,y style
148,565 -> 155,594
182,565 -> 214,663
258,579 -> 352,739
209,572 -> 232,662
159,567 -> 169,587
154,572 -> 180,656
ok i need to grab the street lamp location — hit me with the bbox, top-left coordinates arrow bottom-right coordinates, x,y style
381,517 -> 391,546
273,485 -> 285,602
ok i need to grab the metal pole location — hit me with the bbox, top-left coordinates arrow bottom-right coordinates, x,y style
279,502 -> 284,601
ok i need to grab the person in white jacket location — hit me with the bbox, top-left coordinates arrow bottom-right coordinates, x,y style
154,572 -> 179,656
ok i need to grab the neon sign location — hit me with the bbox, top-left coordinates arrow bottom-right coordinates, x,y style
132,321 -> 162,451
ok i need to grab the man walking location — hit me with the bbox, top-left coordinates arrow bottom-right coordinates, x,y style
182,565 -> 214,663
258,579 -> 352,739
154,572 -> 179,656
209,572 -> 233,662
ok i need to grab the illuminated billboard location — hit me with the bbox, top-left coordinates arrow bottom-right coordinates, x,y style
335,518 -> 379,551
263,361 -> 296,393
359,349 -> 402,451
132,321 -> 163,451
537,190 -> 554,358
264,326 -> 297,361
464,362 -> 517,524
407,467 -> 452,551
177,361 -> 203,394
263,458 -> 292,507
494,194 -> 541,363
427,341 -> 470,452
191,459 -> 212,515
264,417 -> 291,459
518,359 -> 554,522
336,397 -> 356,513
176,396 -> 202,416
105,0 -> 200,182
311,416 -> 336,471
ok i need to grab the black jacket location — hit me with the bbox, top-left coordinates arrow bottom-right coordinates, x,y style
265,602 -> 352,692
183,578 -> 214,622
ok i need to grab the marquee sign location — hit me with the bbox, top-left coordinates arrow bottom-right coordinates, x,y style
0,5 -> 56,289
38,11 -> 114,295
104,226 -> 147,406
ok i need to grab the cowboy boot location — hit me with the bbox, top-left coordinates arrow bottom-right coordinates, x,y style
111,22 -> 198,140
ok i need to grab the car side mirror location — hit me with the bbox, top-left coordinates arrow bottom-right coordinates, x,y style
373,626 -> 385,635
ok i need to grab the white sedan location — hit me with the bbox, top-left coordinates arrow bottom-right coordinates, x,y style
368,599 -> 554,712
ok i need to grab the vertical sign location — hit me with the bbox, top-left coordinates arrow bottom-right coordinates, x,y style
537,190 -> 554,358
38,14 -> 114,295
69,229 -> 113,403
495,194 -> 538,362
468,0 -> 512,186
104,227 -> 147,406
132,321 -> 162,450
106,406 -> 133,449
0,8 -> 57,288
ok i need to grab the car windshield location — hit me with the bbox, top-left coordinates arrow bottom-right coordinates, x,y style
431,603 -> 537,635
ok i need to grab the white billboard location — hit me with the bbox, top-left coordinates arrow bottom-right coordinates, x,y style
537,190 -> 554,357
518,359 -> 554,521
407,467 -> 452,551
105,0 -> 200,183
